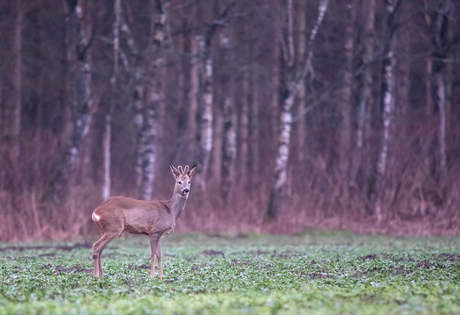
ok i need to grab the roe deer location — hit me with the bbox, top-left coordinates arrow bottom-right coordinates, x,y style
91,165 -> 196,278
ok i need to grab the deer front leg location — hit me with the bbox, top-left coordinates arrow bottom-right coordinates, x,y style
157,238 -> 163,278
149,234 -> 160,278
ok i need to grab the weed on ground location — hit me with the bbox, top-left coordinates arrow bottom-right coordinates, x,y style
1,232 -> 460,314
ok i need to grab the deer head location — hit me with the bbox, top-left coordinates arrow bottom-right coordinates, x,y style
170,165 -> 196,197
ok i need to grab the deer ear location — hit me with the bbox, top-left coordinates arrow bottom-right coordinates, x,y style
187,165 -> 197,179
170,165 -> 180,178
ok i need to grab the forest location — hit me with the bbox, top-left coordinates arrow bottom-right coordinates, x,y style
0,0 -> 459,241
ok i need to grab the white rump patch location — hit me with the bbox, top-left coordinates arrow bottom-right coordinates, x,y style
92,213 -> 101,222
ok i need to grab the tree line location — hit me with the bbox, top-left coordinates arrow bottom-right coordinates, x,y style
0,0 -> 459,241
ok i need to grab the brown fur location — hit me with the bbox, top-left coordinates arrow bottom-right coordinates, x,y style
91,165 -> 196,278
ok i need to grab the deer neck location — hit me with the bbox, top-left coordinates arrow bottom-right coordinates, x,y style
167,191 -> 188,220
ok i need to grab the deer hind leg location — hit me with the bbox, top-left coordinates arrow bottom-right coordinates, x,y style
149,234 -> 161,278
92,231 -> 119,278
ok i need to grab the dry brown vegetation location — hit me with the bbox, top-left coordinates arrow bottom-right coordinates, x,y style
0,0 -> 459,241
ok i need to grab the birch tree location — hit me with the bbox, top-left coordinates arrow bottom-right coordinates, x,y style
138,0 -> 167,200
120,1 -> 167,200
356,0 -> 375,150
374,0 -> 401,223
238,68 -> 249,184
195,1 -> 235,191
430,0 -> 452,175
220,28 -> 236,200
48,0 -> 94,202
266,0 -> 329,220
120,8 -> 144,190
249,58 -> 260,187
195,29 -> 213,192
187,7 -> 199,158
339,0 -> 356,208
102,0 -> 121,200
296,0 -> 307,162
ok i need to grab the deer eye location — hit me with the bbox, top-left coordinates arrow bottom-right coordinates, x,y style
178,181 -> 182,185
188,181 -> 191,184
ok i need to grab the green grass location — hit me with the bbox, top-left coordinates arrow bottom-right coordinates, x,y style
1,232 -> 460,314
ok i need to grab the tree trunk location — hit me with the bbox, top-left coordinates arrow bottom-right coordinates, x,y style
222,96 -> 237,200
3,0 -> 23,169
133,70 -> 145,190
138,0 -> 166,200
267,0 -> 329,220
102,113 -> 112,200
356,0 -> 375,150
249,65 -> 260,186
188,31 -> 199,159
196,32 -> 213,191
238,68 -> 250,184
431,0 -> 451,175
219,29 -> 236,200
270,36 -> 280,145
340,0 -> 356,209
374,0 -> 401,223
48,0 -> 93,202
102,0 -> 121,200
12,0 -> 22,162
296,0 -> 307,162
119,1 -> 143,190
436,72 -> 447,174
139,97 -> 159,201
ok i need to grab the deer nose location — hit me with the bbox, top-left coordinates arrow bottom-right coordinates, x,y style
183,188 -> 189,194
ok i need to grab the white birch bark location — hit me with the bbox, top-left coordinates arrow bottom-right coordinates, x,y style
376,51 -> 395,182
239,68 -> 250,182
139,99 -> 159,200
436,73 -> 447,174
375,51 -> 395,223
220,30 -> 236,199
49,0 -> 93,201
432,0 -> 451,175
133,70 -> 145,189
375,0 -> 400,223
188,34 -> 199,156
271,42 -> 280,143
249,67 -> 260,185
139,0 -> 166,200
71,0 -> 93,173
198,55 -> 213,191
102,113 -> 112,200
340,0 -> 355,207
222,96 -> 236,200
267,0 -> 328,219
296,0 -> 307,162
196,32 -> 213,191
194,1 -> 234,191
102,0 -> 121,200
357,0 -> 375,149
425,59 -> 433,116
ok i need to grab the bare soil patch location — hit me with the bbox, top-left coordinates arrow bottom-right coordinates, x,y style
201,250 -> 225,256
0,242 -> 92,252
40,263 -> 92,275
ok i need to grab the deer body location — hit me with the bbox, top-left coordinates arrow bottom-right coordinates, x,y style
91,165 -> 196,279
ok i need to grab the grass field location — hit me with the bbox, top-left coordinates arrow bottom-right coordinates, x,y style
1,231 -> 460,314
